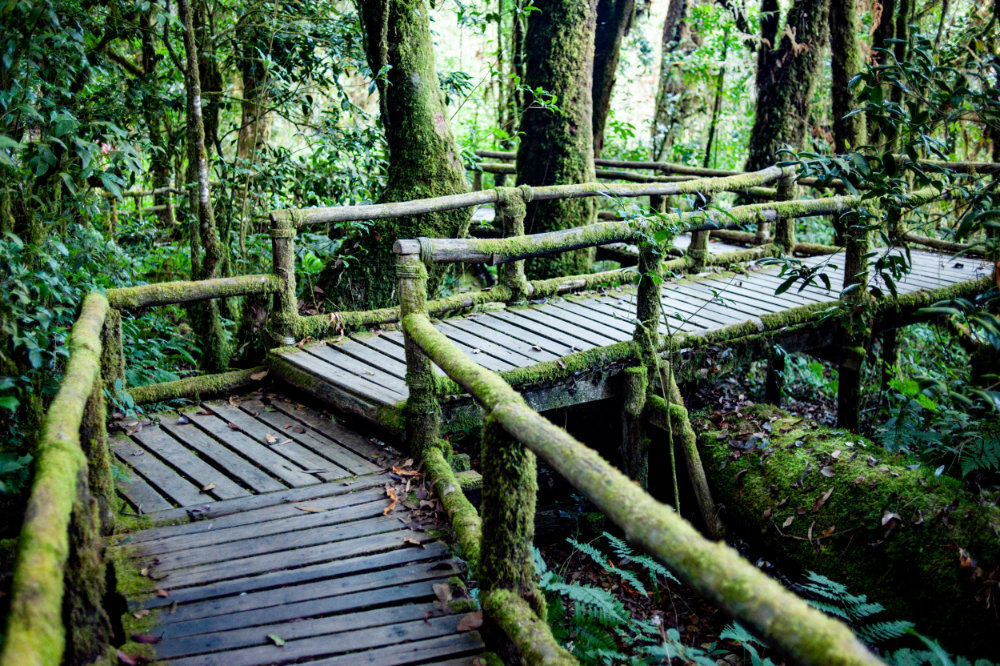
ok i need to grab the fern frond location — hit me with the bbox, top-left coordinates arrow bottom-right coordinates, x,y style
856,620 -> 915,644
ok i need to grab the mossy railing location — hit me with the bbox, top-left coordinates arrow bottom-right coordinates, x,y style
393,237 -> 882,664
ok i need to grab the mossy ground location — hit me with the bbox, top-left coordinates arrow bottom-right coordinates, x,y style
694,403 -> 1000,657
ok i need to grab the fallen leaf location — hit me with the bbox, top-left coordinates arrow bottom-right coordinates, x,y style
227,422 -> 242,431
132,609 -> 150,619
882,510 -> 900,526
782,515 -> 795,528
265,433 -> 279,444
169,600 -> 178,614
117,650 -> 144,665
457,611 -> 484,631
200,482 -> 216,492
250,369 -> 269,381
267,634 -> 286,647
392,466 -> 421,477
198,409 -> 212,416
762,507 -> 772,520
821,525 -> 836,538
139,567 -> 149,577
156,589 -> 169,598
295,506 -> 324,513
831,449 -> 841,459
228,395 -> 241,407
384,486 -> 398,516
433,583 -> 453,603
403,537 -> 424,548
131,634 -> 162,644
812,487 -> 834,513
176,415 -> 191,425
292,425 -> 306,434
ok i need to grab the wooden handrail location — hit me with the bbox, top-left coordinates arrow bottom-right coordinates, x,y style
106,274 -> 281,309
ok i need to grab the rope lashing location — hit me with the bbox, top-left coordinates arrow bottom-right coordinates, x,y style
269,227 -> 296,239
416,237 -> 434,265
397,261 -> 425,279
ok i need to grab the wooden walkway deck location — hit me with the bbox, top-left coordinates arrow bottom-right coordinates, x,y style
111,395 -> 484,665
271,248 -> 989,418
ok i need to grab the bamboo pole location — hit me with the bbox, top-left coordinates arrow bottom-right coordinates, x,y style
401,312 -> 880,666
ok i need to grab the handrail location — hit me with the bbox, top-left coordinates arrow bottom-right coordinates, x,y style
400,310 -> 881,665
1,294 -> 110,666
106,274 -> 281,309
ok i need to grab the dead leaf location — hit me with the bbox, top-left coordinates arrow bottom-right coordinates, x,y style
821,525 -> 836,538
228,395 -> 241,407
820,466 -> 835,478
265,433 -> 279,444
117,650 -> 145,665
295,505 -> 324,513
156,589 -> 169,598
831,449 -> 841,459
384,486 -> 398,516
782,515 -> 795,528
132,609 -> 150,619
131,634 -> 162,644
200,482 -> 216,492
227,422 -> 242,431
403,537 -> 424,548
169,600 -> 178,614
250,369 -> 269,381
139,567 -> 149,577
812,487 -> 834,513
433,582 -> 453,603
882,510 -> 901,526
198,409 -> 212,416
392,466 -> 421,477
762,507 -> 772,520
292,425 -> 306,434
457,611 -> 484,631
267,634 -> 286,647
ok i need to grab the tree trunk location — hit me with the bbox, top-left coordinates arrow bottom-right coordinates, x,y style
592,0 -> 635,156
830,0 -> 866,154
141,13 -> 175,228
745,0 -> 831,171
342,0 -> 471,310
650,0 -> 692,161
516,0 -> 598,278
179,0 -> 228,370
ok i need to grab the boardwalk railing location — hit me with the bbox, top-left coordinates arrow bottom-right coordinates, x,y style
390,185 -> 886,664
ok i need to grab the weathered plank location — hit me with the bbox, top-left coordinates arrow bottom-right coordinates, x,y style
446,316 -> 562,362
305,633 -> 484,666
305,343 -> 412,396
437,321 -> 539,368
111,437 -> 206,507
115,469 -> 174,514
267,396 -> 391,461
131,426 -> 248,500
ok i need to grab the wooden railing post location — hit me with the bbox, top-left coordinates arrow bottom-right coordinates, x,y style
837,207 -> 871,432
773,172 -> 797,253
101,308 -> 124,400
397,250 -> 441,455
687,191 -> 712,270
479,410 -> 545,656
269,211 -> 299,345
495,187 -> 531,303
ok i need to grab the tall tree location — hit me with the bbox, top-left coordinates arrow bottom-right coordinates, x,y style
516,0 -> 598,278
650,0 -> 693,161
830,0 -> 866,155
179,0 -> 228,370
343,0 -> 471,309
745,0 -> 831,171
592,0 -> 636,156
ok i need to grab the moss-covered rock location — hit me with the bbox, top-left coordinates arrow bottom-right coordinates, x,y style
695,404 -> 1000,657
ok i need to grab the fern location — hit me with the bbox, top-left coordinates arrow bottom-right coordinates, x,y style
568,536 -> 649,596
960,435 -> 1000,476
856,620 -> 916,645
602,531 -> 680,585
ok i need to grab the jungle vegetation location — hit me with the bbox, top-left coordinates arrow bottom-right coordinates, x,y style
1,0 -> 999,661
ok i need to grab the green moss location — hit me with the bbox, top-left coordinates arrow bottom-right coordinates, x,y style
128,366 -> 266,405
105,274 -> 280,309
109,543 -> 157,661
424,443 -> 482,571
696,405 -> 1000,655
480,589 -> 576,664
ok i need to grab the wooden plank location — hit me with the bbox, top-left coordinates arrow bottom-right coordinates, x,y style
138,543 -> 450,610
150,514 -> 404,572
111,438 -> 207,507
132,490 -> 389,556
433,323 -> 521,372
240,399 -> 379,476
486,309 -> 605,351
334,337 -> 410,379
184,410 -> 320,487
305,633 -> 484,666
132,426 -> 248,501
561,298 -> 644,334
465,312 -> 576,356
306,343 -> 411,396
275,347 -> 406,406
168,611 -> 466,666
446,316 -> 562,362
156,601 -> 444,659
534,301 -> 630,342
159,527 -> 435,589
437,321 -> 538,368
596,294 -> 707,332
686,277 -> 813,311
161,413 -> 287,494
658,285 -> 748,327
271,353 -> 388,423
142,472 -> 391,527
547,299 -> 634,337
350,331 -> 446,378
160,561 -> 460,634
115,467 -> 174,514
200,402 -> 344,479
665,284 -> 763,325
267,397 -> 391,462
659,287 -> 748,326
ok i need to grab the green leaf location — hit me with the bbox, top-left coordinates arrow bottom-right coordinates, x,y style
0,396 -> 18,411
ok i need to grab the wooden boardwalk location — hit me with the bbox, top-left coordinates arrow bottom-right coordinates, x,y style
111,395 -> 484,665
272,248 -> 989,416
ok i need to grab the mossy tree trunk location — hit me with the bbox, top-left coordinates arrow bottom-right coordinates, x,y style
179,0 -> 229,371
745,0 -> 831,171
339,0 -> 470,310
141,12 -> 175,229
650,0 -> 693,162
516,0 -> 598,278
592,0 -> 635,157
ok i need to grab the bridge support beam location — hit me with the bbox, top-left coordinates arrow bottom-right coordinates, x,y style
397,251 -> 441,455
836,208 -> 872,432
269,212 -> 299,346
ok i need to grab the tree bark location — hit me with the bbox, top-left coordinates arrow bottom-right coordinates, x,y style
341,0 -> 471,310
830,0 -> 866,154
592,0 -> 635,156
179,0 -> 228,370
516,0 -> 598,278
745,0 -> 831,171
650,0 -> 693,161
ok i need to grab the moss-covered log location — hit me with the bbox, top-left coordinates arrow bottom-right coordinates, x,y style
424,442 -> 482,571
1,293 -> 110,666
128,366 -> 267,405
106,274 -> 280,309
403,311 -> 878,665
481,589 -> 576,665
517,0 -> 598,278
696,405 -> 1000,657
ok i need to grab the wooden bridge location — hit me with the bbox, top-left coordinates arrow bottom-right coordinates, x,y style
2,157 -> 994,666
